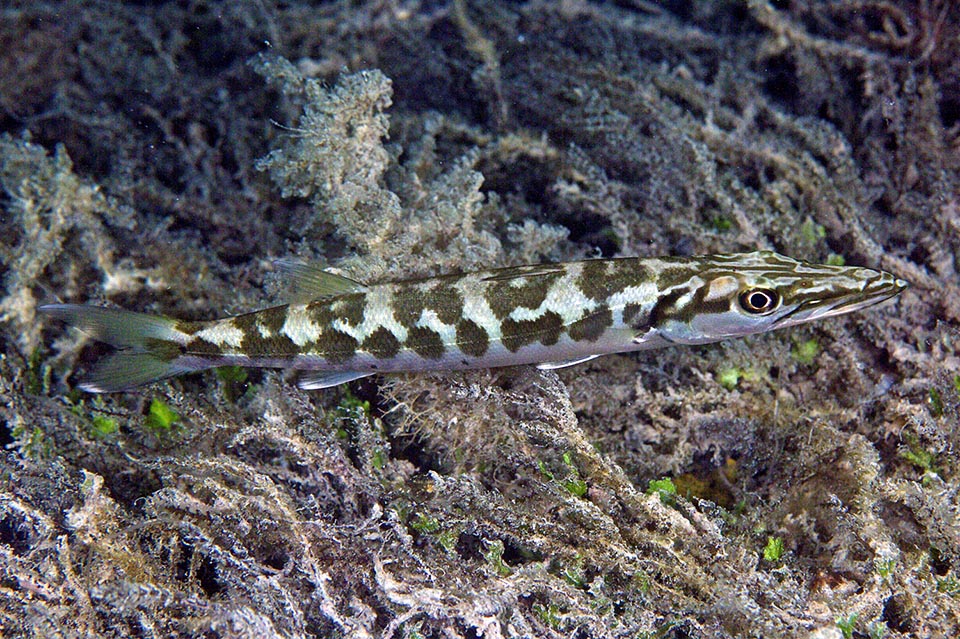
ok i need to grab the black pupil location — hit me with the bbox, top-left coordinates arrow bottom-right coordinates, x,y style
742,289 -> 775,312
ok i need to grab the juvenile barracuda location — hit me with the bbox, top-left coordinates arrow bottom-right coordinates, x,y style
40,251 -> 908,392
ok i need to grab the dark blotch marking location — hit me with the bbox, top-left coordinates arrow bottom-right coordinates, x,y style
501,311 -> 563,352
430,285 -> 464,325
241,332 -> 300,357
655,265 -> 700,291
174,320 -> 205,336
689,283 -> 735,321
455,318 -> 489,357
185,337 -> 225,357
231,312 -> 259,337
311,330 -> 359,364
306,300 -> 338,327
406,326 -> 445,360
577,259 -> 648,301
647,288 -> 688,328
332,293 -> 366,326
230,310 -> 299,357
567,307 -> 613,343
392,288 -> 426,327
486,273 -> 562,320
256,305 -> 289,335
361,326 -> 401,359
622,303 -> 644,328
393,283 -> 464,328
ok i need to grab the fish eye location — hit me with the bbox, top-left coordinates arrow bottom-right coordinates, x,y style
738,288 -> 779,314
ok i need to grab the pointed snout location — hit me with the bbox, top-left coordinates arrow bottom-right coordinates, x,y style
858,267 -> 909,299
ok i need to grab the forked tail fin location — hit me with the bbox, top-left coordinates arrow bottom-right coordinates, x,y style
39,304 -> 193,392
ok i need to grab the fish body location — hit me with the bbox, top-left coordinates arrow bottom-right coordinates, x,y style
40,251 -> 908,392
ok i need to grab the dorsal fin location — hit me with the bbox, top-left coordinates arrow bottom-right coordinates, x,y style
274,259 -> 368,303
480,264 -> 566,282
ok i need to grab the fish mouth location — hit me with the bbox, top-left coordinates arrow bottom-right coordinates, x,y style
770,300 -> 810,328
840,272 -> 909,313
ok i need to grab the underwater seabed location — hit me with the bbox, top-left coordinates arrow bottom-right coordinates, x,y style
1,1 -> 958,637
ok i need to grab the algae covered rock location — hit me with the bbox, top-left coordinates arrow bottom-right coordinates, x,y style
1,1 -> 958,637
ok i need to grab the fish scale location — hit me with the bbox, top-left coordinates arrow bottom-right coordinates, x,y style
40,250 -> 908,391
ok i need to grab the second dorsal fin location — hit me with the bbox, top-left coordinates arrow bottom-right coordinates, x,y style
274,259 -> 368,303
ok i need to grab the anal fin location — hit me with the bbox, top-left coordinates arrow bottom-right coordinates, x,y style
535,355 -> 599,370
297,370 -> 374,390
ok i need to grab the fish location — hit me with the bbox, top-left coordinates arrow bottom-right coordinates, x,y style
39,250 -> 908,392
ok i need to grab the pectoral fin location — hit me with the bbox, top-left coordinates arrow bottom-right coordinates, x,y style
535,355 -> 599,370
297,370 -> 374,390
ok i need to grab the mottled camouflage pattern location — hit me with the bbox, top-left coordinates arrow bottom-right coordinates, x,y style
163,250 -> 907,372
41,251 -> 908,391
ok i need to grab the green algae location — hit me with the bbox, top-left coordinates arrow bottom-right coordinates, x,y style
763,536 -> 785,563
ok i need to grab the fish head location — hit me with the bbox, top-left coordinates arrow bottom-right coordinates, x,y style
648,251 -> 908,345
